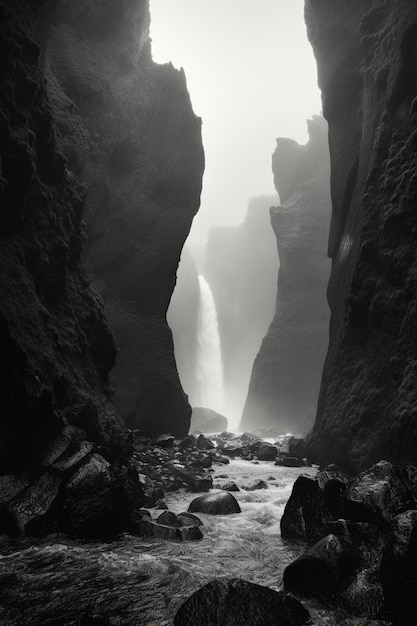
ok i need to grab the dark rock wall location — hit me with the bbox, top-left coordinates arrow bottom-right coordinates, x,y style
305,1 -> 417,472
46,0 -> 204,436
241,116 -> 331,434
204,196 -> 278,421
0,1 -> 126,473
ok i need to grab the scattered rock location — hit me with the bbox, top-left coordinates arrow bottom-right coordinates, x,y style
191,407 -> 228,433
177,512 -> 203,527
217,481 -> 240,492
196,434 -> 215,450
284,534 -> 357,604
281,456 -> 304,467
256,445 -> 277,461
174,578 -> 310,626
189,492 -> 241,515
154,434 -> 175,448
344,461 -> 414,526
156,510 -> 180,528
244,480 -> 268,491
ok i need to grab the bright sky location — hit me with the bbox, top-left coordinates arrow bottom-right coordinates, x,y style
149,0 -> 322,244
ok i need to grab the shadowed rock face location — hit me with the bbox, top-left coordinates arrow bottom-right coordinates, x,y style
305,1 -> 417,472
241,116 -> 331,435
0,1 -> 128,474
46,0 -> 204,437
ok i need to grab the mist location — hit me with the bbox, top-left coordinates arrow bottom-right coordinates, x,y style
151,0 -> 324,431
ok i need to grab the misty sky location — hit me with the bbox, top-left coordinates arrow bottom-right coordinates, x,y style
150,0 -> 322,244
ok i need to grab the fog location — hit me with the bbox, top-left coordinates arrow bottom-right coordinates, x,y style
150,1 -> 323,430
150,0 -> 321,244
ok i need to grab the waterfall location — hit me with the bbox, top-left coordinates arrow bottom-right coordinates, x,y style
196,275 -> 224,411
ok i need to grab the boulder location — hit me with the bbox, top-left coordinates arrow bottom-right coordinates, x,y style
52,441 -> 95,473
156,510 -> 180,528
256,445 -> 277,462
284,534 -> 357,604
342,568 -> 385,618
174,578 -> 310,626
55,453 -> 122,538
278,457 -> 304,467
189,492 -> 241,515
196,435 -> 215,450
177,512 -> 203,527
171,466 -> 213,492
154,434 -> 176,448
380,510 -> 417,624
6,470 -> 62,535
218,481 -> 240,492
244,480 -> 268,491
344,461 -> 414,526
191,408 -> 228,434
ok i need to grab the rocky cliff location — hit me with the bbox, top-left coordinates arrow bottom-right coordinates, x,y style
305,1 -> 417,472
204,196 -> 278,424
241,116 -> 331,434
0,0 -> 203,538
46,0 -> 204,437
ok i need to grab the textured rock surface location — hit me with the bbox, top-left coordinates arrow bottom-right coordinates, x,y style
204,196 -> 278,421
0,1 -> 127,477
304,0 -> 417,472
241,116 -> 331,434
46,0 -> 204,437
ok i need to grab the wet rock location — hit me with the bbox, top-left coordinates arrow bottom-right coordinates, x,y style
284,534 -> 357,604
154,434 -> 175,448
156,510 -> 180,528
244,479 -> 268,491
52,441 -> 95,473
280,456 -> 304,467
171,466 -> 212,492
281,469 -> 350,542
189,492 -> 241,515
191,407 -> 228,433
6,470 -> 62,535
180,526 -> 203,541
218,445 -> 243,458
56,453 -> 122,538
255,445 -> 277,462
196,434 -> 215,450
127,508 -> 152,535
0,474 -> 32,506
177,435 -> 197,450
155,500 -> 168,510
177,512 -> 203,527
342,567 -> 385,618
174,578 -> 310,626
240,432 -> 262,442
344,461 -> 414,526
218,481 -> 240,492
402,464 -> 417,503
324,520 -> 384,567
380,510 -> 417,624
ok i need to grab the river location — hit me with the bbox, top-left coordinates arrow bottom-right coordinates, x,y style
0,458 -> 345,625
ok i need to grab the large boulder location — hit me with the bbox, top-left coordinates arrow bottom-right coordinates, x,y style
174,578 -> 310,626
284,534 -> 358,604
344,461 -> 415,526
191,408 -> 228,434
189,492 -> 241,515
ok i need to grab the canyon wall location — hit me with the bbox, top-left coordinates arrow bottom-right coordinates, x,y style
46,0 -> 204,436
204,196 -> 278,424
241,116 -> 331,435
0,0 -> 129,474
305,0 -> 417,472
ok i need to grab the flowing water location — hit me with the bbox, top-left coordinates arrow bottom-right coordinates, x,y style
0,460 -> 344,625
196,275 -> 224,414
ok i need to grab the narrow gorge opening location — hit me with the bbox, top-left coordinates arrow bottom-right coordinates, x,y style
151,0 -> 330,435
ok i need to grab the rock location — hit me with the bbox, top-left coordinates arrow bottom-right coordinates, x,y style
402,464 -> 417,503
281,456 -> 304,467
303,1 -> 417,474
55,453 -> 122,538
218,445 -> 243,458
244,480 -> 268,491
241,116 -> 331,435
344,461 -> 414,526
280,468 -> 351,542
177,435 -> 197,450
177,512 -> 203,527
154,434 -> 175,448
6,470 -> 62,535
380,510 -> 417,624
191,408 -> 228,434
174,578 -> 310,626
196,434 -> 215,450
155,500 -> 168,510
240,432 -> 262,442
256,445 -> 277,462
52,441 -> 95,473
284,534 -> 358,604
180,526 -> 203,541
156,510 -> 180,528
189,492 -> 241,515
171,466 -> 213,492
139,517 -> 202,542
0,474 -> 32,506
342,568 -> 385,618
280,474 -> 323,541
217,481 -> 240,492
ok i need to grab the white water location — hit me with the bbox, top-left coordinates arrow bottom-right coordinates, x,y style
196,275 -> 224,414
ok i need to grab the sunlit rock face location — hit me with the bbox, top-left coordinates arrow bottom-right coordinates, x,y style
46,0 -> 204,437
0,1 -> 127,473
241,116 -> 331,435
204,197 -> 278,426
305,1 -> 417,472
